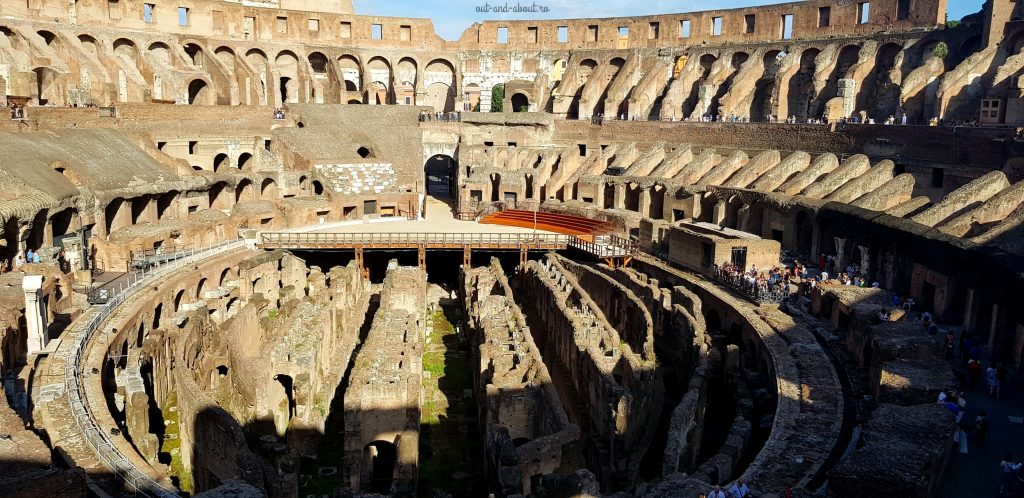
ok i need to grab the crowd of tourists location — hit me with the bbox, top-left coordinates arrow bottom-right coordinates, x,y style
713,262 -> 794,303
418,110 -> 461,122
0,248 -> 43,274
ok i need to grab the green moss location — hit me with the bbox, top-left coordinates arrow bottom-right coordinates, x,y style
159,391 -> 193,493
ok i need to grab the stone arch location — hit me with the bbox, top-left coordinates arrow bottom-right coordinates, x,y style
464,82 -> 481,110
147,41 -> 172,66
157,190 -> 178,220
183,42 -> 205,68
261,178 -> 279,199
751,51 -> 782,121
32,67 -> 61,105
339,54 -> 362,95
275,50 -> 300,104
196,278 -> 208,300
214,46 -> 236,69
237,152 -> 253,170
105,197 -> 128,234
787,48 -> 821,120
308,51 -> 328,74
424,82 -> 454,112
366,56 -> 393,104
510,92 -> 529,112
550,58 -> 567,82
425,154 -> 456,197
208,181 -> 231,210
312,180 -> 324,195
187,78 -> 213,105
236,178 -> 254,203
213,153 -> 229,172
77,34 -> 98,56
863,42 -> 903,120
36,30 -> 62,51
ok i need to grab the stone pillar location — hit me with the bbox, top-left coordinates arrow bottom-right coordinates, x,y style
834,237 -> 846,271
858,245 -> 871,278
989,303 -> 1000,351
963,288 -> 975,331
613,184 -> 626,210
712,200 -> 727,226
638,188 -> 651,217
737,204 -> 752,233
23,275 -> 47,355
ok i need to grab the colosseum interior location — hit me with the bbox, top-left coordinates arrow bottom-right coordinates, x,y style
1,0 -> 1023,497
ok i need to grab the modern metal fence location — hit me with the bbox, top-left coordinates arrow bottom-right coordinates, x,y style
66,239 -> 244,497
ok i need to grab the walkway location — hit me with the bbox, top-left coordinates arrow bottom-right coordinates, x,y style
937,341 -> 1024,498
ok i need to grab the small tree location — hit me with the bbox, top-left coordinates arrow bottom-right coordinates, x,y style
490,83 -> 504,112
933,41 -> 949,59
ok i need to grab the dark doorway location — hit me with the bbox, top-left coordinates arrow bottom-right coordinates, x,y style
425,154 -> 456,197
365,440 -> 397,493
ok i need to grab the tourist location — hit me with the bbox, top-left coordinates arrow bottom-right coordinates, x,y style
1000,454 -> 1021,494
944,331 -> 955,361
708,485 -> 727,498
32,251 -> 40,264
14,253 -> 24,269
988,365 -> 999,398
976,410 -> 989,448
728,479 -> 750,498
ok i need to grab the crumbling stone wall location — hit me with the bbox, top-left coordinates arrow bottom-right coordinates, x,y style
463,258 -> 579,496
343,263 -> 426,497
514,254 -> 659,491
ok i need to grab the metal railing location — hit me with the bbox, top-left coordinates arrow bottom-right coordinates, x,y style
66,239 -> 244,497
259,231 -> 571,249
569,234 -> 637,258
712,267 -> 793,304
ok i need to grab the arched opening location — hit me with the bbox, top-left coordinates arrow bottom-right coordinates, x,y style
788,49 -> 820,120
188,79 -> 212,105
308,52 -> 328,73
157,191 -> 178,220
236,179 -> 254,203
510,92 -> 529,112
751,51 -> 782,122
2,217 -> 17,265
32,67 -> 60,105
183,43 -> 203,68
196,278 -> 207,300
130,195 -> 151,225
312,181 -> 324,195
425,154 -> 456,198
237,152 -> 252,170
213,153 -> 229,172
174,289 -> 185,312
105,197 -> 127,234
274,373 -> 295,420
863,43 -> 903,120
37,30 -> 58,47
424,82 -> 454,112
364,440 -> 398,494
260,178 -> 279,199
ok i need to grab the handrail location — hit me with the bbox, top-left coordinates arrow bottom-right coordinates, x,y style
66,238 -> 245,498
258,231 -> 571,249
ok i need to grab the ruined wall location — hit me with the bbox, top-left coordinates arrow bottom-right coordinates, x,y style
463,258 -> 579,496
514,254 -> 659,491
343,263 -> 426,497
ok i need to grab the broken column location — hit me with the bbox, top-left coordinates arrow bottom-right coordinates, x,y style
22,275 -> 48,355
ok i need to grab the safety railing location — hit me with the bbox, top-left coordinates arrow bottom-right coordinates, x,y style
66,239 -> 244,497
259,231 -> 571,249
712,267 -> 793,304
568,234 -> 638,258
